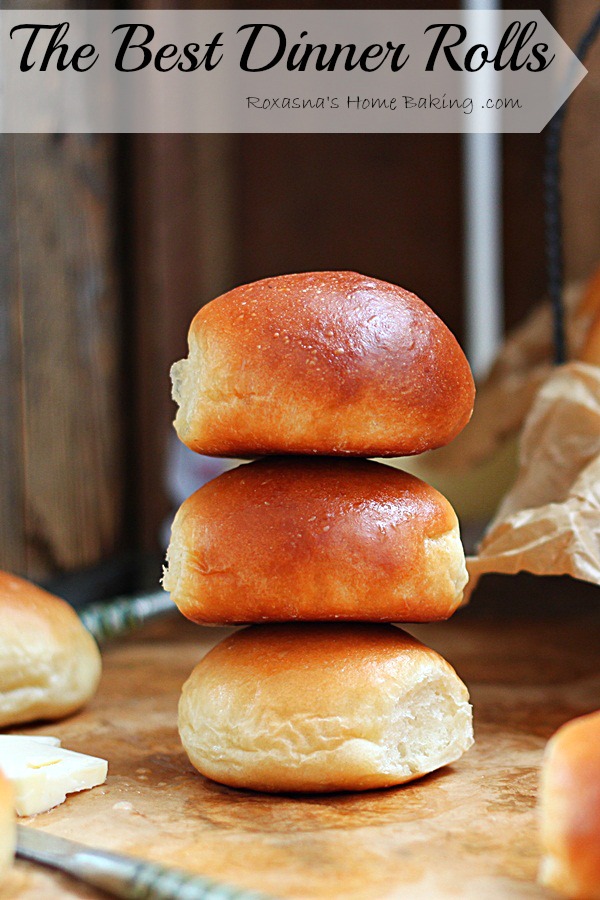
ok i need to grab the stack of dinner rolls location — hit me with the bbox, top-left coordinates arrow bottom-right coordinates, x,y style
165,271 -> 476,793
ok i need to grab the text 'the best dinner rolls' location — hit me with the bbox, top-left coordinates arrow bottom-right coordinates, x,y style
0,772 -> 15,884
164,457 -> 468,624
179,623 -> 474,793
0,571 -> 101,727
539,710 -> 600,899
171,271 -> 475,458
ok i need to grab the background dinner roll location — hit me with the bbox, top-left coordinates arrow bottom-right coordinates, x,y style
539,710 -> 600,899
179,623 -> 474,793
171,271 -> 475,458
0,772 -> 14,884
164,457 -> 467,624
0,571 -> 101,727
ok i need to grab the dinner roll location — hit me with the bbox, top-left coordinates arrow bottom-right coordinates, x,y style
179,623 -> 474,793
0,772 -> 14,883
0,571 -> 101,727
171,271 -> 475,457
164,457 -> 467,624
539,710 -> 600,898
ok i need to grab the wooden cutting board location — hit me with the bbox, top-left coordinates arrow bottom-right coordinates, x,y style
4,577 -> 600,900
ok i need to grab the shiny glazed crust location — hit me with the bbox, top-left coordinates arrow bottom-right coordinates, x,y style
178,623 -> 474,793
0,773 -> 14,883
539,710 -> 600,899
0,571 -> 102,727
171,271 -> 475,457
163,457 -> 468,624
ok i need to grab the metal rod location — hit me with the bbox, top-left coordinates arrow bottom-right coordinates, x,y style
461,0 -> 504,379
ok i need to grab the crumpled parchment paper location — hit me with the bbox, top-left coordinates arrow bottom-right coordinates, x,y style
466,361 -> 600,598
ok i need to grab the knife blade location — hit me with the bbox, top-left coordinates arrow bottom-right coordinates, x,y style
17,825 -> 268,900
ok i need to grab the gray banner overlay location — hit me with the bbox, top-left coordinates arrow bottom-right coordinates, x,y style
0,10 -> 586,133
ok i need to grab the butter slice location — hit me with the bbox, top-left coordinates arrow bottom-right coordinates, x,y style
3,736 -> 61,747
0,737 -> 107,816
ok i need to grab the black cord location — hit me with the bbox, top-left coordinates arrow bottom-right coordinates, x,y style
544,8 -> 600,365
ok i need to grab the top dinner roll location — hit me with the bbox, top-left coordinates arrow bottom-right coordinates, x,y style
0,571 -> 101,727
171,271 -> 475,457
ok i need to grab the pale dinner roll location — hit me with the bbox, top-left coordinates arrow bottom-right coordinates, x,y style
0,772 -> 15,883
0,571 -> 101,727
171,271 -> 475,457
164,457 -> 467,624
539,710 -> 600,899
179,623 -> 474,793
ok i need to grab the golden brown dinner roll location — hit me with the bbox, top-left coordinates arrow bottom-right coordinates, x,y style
0,772 -> 15,883
0,571 -> 101,727
164,457 -> 467,624
179,623 -> 474,793
539,710 -> 600,898
171,271 -> 475,457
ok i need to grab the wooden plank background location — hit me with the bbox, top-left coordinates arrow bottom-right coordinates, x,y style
0,136 -> 123,581
0,138 -> 26,577
2,0 -> 599,584
558,0 -> 600,284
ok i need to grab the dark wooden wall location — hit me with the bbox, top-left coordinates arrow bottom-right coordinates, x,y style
0,135 -> 123,582
7,0 -> 598,589
558,0 -> 600,285
235,135 -> 464,337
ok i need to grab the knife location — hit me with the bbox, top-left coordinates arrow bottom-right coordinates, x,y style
17,825 -> 268,900
78,590 -> 175,644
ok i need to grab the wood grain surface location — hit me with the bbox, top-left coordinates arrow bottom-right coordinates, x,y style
0,134 -> 122,580
558,0 -> 600,285
3,578 -> 600,899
